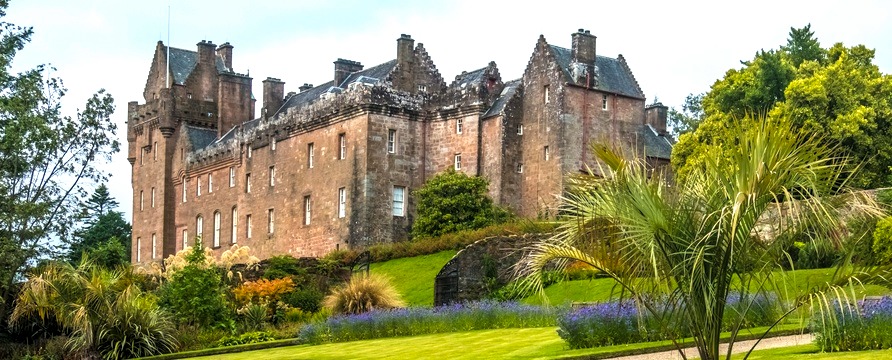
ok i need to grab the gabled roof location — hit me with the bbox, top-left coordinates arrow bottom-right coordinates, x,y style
637,124 -> 673,160
184,125 -> 217,150
274,59 -> 398,117
483,79 -> 521,119
453,67 -> 488,88
548,45 -> 645,99
166,46 -> 229,85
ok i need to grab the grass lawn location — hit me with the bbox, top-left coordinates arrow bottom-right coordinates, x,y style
369,250 -> 457,306
186,326 -> 892,360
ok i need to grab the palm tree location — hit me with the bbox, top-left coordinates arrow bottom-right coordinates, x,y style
10,258 -> 176,359
518,117 -> 887,359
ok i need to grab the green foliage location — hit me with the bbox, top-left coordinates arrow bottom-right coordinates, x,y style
262,255 -> 306,280
872,216 -> 892,264
158,244 -> 232,327
323,274 -> 405,315
282,287 -> 324,313
216,331 -> 275,347
9,260 -> 176,359
411,169 -> 512,238
668,93 -> 705,136
0,3 -> 118,324
673,25 -> 892,188
68,185 -> 131,267
521,116 -> 886,360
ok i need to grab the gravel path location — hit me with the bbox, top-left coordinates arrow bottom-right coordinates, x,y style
605,333 -> 814,360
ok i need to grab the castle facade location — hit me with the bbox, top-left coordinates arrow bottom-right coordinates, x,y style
128,30 -> 672,264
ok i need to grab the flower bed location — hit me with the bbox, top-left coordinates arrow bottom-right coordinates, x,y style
814,296 -> 892,351
297,300 -> 558,344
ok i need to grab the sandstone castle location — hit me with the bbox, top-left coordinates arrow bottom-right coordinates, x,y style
127,30 -> 673,264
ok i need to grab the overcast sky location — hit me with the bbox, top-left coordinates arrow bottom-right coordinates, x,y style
5,0 -> 891,220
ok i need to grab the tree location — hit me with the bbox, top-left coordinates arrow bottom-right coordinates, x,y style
157,242 -> 232,327
672,25 -> 892,188
519,117 -> 887,360
10,258 -> 176,359
668,93 -> 705,136
411,169 -> 511,238
67,185 -> 131,267
0,2 -> 118,323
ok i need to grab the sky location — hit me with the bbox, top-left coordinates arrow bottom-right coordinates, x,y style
5,0 -> 892,220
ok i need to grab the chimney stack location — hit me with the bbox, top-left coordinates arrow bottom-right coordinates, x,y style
334,59 -> 364,87
571,29 -> 596,65
262,77 -> 285,119
645,102 -> 669,135
394,34 -> 415,93
299,83 -> 314,92
196,40 -> 217,67
216,42 -> 233,70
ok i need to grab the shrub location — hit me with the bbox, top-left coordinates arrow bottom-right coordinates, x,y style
872,216 -> 892,264
411,169 -> 512,239
813,296 -> 892,351
158,244 -> 232,327
298,300 -> 557,344
170,326 -> 228,352
232,278 -> 295,307
10,260 -> 177,359
262,255 -> 306,280
323,274 -> 405,315
284,287 -> 325,313
217,331 -> 275,347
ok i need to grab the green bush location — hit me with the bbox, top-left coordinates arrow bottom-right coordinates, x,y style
158,245 -> 232,327
262,255 -> 306,280
283,287 -> 324,313
217,331 -> 275,347
411,169 -> 512,239
873,216 -> 892,264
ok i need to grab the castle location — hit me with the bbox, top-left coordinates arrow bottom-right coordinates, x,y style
127,30 -> 673,264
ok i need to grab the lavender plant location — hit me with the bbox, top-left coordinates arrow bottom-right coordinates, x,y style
814,296 -> 892,351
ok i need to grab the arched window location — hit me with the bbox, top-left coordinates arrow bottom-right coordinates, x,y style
231,207 -> 238,244
196,215 -> 204,243
213,211 -> 221,247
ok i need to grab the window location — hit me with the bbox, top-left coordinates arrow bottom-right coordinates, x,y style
268,209 -> 275,234
387,129 -> 396,154
602,94 -> 608,110
418,84 -> 427,92
246,214 -> 252,238
247,145 -> 252,158
339,133 -> 346,160
246,173 -> 252,193
271,137 -> 276,151
187,93 -> 192,99
140,148 -> 144,165
456,119 -> 463,134
269,166 -> 275,187
208,173 -> 213,193
392,186 -> 405,217
182,176 -> 187,202
544,85 -> 550,104
303,196 -> 312,225
229,167 -> 235,187
544,146 -> 550,161
196,215 -> 204,240
153,142 -> 157,161
338,187 -> 346,218
231,207 -> 238,244
152,233 -> 157,259
517,124 -> 524,135
517,163 -> 524,173
139,191 -> 144,211
213,211 -> 221,247
454,153 -> 462,170
197,176 -> 201,196
136,237 -> 141,262
182,229 -> 188,249
151,187 -> 156,208
308,143 -> 314,168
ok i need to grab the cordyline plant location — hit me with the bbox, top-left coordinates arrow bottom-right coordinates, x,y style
518,116 -> 890,359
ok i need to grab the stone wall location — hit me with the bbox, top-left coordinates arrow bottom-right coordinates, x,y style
434,233 -> 550,306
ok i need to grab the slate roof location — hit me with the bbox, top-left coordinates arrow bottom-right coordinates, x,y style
453,67 -> 487,87
166,46 -> 229,85
548,45 -> 644,99
184,125 -> 217,150
637,124 -> 673,160
273,59 -> 398,117
483,79 -> 521,119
